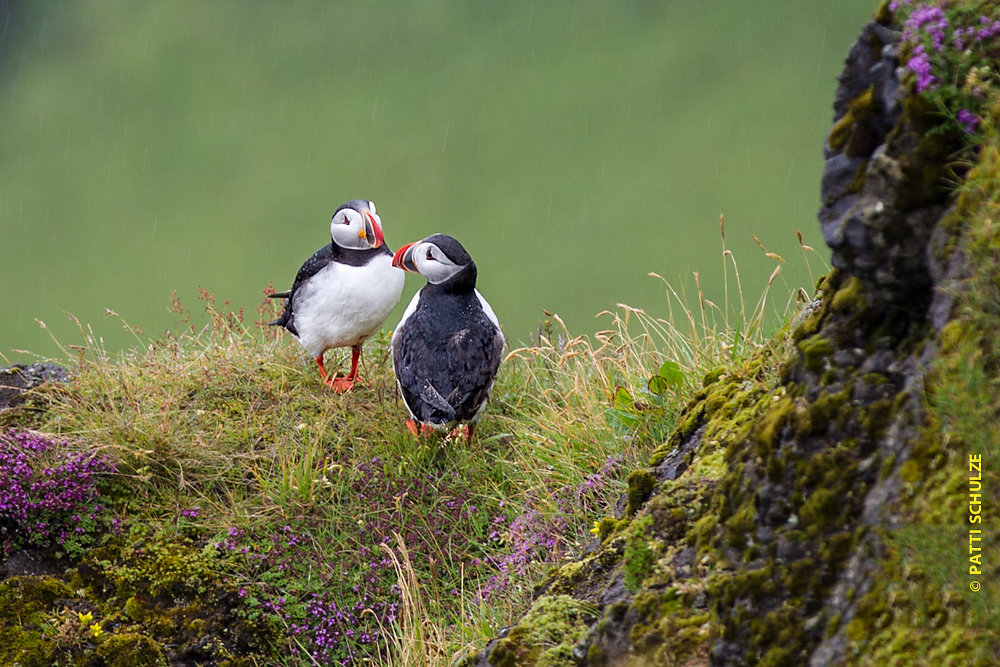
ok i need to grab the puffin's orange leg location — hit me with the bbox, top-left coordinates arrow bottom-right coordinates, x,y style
329,345 -> 362,393
449,424 -> 474,441
315,355 -> 334,386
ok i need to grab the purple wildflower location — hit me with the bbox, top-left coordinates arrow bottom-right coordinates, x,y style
0,430 -> 117,554
904,4 -> 950,51
976,18 -> 1000,42
906,44 -> 936,93
957,109 -> 980,134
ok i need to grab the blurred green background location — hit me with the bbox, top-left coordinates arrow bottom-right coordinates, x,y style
0,1 -> 878,364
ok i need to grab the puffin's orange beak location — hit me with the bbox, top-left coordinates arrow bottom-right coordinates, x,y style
392,242 -> 418,272
364,211 -> 386,248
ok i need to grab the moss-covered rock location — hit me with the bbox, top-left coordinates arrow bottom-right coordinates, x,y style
0,532 -> 282,666
487,595 -> 598,666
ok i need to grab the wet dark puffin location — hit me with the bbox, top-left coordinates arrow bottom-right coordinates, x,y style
391,234 -> 503,439
269,199 -> 404,392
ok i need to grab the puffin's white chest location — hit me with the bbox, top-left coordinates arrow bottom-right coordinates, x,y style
293,254 -> 404,357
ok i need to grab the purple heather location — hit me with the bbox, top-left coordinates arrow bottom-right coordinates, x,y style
957,109 -> 980,133
906,44 -> 937,92
0,430 -> 116,553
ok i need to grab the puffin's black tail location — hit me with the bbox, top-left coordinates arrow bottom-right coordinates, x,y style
418,381 -> 457,424
267,290 -> 294,331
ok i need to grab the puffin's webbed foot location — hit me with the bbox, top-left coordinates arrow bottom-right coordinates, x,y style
405,419 -> 436,437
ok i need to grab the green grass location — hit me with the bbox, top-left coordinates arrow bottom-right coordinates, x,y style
0,227 -> 817,664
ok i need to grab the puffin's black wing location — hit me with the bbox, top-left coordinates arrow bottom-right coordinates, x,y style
393,315 -> 453,424
393,303 -> 502,425
447,316 -> 503,422
268,245 -> 334,334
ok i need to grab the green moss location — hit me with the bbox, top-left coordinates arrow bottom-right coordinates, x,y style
827,85 -> 881,158
794,390 -> 848,438
724,502 -> 757,550
594,516 -> 619,542
94,633 -> 166,666
488,595 -> 598,667
791,306 -> 824,342
702,367 -> 727,386
586,643 -> 607,665
626,470 -> 658,516
798,335 -> 834,373
0,532 -> 281,666
798,488 -> 841,535
862,398 -> 895,439
0,576 -> 73,667
937,320 -> 968,355
830,276 -> 867,314
687,446 -> 727,480
0,575 -> 73,619
624,514 -> 655,593
754,397 -> 796,451
123,595 -> 143,621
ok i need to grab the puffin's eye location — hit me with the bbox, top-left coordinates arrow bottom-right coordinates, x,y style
426,248 -> 435,261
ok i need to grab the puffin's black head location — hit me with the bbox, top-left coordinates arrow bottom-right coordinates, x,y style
330,199 -> 386,250
392,234 -> 477,288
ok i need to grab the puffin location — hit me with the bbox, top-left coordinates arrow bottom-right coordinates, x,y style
269,199 -> 404,392
390,234 -> 504,439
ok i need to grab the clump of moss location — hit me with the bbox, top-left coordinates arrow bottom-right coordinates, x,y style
828,84 -> 882,158
625,470 -> 657,516
94,633 -> 165,666
487,595 -> 598,666
623,514 -> 654,593
0,576 -> 75,666
830,276 -> 867,314
798,335 -> 834,373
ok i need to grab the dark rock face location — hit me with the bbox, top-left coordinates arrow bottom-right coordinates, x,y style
819,21 -> 960,305
0,363 -> 70,411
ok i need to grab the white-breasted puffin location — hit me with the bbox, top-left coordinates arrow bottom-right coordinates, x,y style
390,234 -> 503,439
269,199 -> 404,392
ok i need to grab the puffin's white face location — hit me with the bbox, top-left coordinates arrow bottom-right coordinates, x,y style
397,240 -> 464,284
330,202 -> 385,250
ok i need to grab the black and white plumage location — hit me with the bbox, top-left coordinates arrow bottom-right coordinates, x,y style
391,234 -> 503,439
269,199 -> 404,392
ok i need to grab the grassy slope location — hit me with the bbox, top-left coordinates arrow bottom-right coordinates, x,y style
0,249 -> 804,665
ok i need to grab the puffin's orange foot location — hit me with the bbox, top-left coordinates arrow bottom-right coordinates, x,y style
328,376 -> 355,393
449,424 -> 474,441
405,419 -> 436,437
